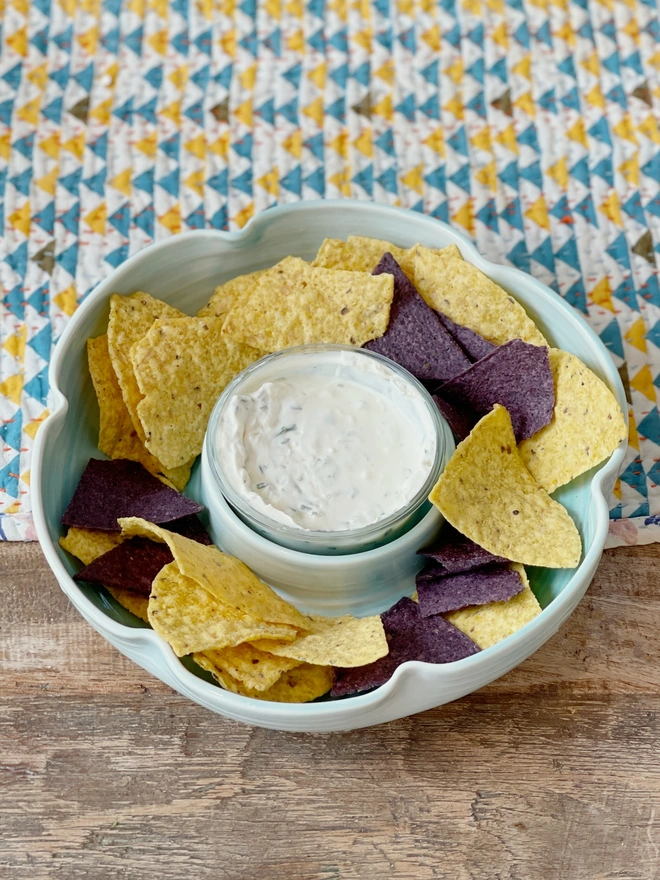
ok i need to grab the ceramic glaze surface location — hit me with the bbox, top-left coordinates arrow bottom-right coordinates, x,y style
33,201 -> 627,733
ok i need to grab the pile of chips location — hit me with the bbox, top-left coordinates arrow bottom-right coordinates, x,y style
68,233 -> 627,702
61,459 -> 390,701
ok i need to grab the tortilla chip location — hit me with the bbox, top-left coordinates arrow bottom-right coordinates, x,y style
429,405 -> 582,568
130,316 -> 261,469
120,517 -> 307,630
437,339 -> 555,442
331,597 -> 479,697
148,562 -> 299,655
199,644 -> 300,691
59,527 -> 125,565
445,564 -> 542,648
413,246 -> 548,347
364,253 -> 471,383
107,292 -> 185,443
519,349 -> 627,493
312,236 -> 457,281
221,257 -> 394,353
106,586 -> 150,623
436,312 -> 497,361
416,566 -> 525,616
251,612 -> 388,667
194,655 -> 333,702
87,335 -> 191,491
432,393 -> 477,441
197,270 -> 266,319
61,459 -> 202,532
418,525 -> 508,572
74,536 -> 174,596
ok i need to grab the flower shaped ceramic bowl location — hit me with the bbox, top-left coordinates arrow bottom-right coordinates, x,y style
33,200 -> 627,733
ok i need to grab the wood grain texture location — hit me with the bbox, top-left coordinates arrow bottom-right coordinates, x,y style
2,541 -> 660,880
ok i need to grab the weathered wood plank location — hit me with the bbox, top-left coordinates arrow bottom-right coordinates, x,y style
2,542 -> 660,880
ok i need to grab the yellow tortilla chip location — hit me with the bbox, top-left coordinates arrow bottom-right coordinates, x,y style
519,349 -> 627,493
197,270 -> 266,318
107,292 -> 185,443
251,612 -> 388,667
446,564 -> 542,648
199,645 -> 300,691
194,655 -> 333,702
347,237 -> 457,280
221,256 -> 394,352
59,527 -> 125,565
430,405 -> 582,568
87,335 -> 191,491
148,562 -> 300,655
120,517 -> 308,630
130,316 -> 260,469
106,586 -> 150,623
413,246 -> 548,346
312,236 -> 456,280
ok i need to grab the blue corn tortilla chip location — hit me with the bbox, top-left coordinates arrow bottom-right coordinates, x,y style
364,253 -> 471,383
74,537 -> 173,596
437,339 -> 555,442
418,526 -> 509,572
432,393 -> 477,442
167,513 -> 213,545
73,516 -> 211,594
436,312 -> 497,361
61,459 -> 203,531
417,567 -> 525,617
331,597 -> 479,697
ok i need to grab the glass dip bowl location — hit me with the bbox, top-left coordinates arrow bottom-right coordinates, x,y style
205,344 -> 450,555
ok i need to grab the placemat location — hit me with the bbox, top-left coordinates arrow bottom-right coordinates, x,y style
1,0 -> 659,545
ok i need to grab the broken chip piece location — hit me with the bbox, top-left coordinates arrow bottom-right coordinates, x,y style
61,459 -> 203,532
331,597 -> 479,697
364,253 -> 471,384
518,348 -> 627,493
437,339 -> 555,442
429,405 -> 582,568
416,566 -> 525,616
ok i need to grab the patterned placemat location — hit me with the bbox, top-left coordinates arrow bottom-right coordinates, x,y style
1,0 -> 659,545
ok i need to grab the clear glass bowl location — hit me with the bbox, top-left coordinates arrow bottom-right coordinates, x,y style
205,344 -> 451,555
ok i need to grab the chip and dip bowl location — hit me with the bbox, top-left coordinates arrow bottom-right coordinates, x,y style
33,200 -> 627,732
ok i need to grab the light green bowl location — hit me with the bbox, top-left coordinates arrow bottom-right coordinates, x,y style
33,200 -> 627,732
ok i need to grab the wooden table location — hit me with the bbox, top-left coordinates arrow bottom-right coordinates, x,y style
3,540 -> 660,879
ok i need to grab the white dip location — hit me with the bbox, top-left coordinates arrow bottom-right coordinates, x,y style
216,349 -> 437,532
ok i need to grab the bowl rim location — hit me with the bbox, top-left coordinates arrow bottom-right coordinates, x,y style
32,198 -> 628,723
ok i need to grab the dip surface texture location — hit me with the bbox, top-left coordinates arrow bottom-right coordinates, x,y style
216,350 -> 437,532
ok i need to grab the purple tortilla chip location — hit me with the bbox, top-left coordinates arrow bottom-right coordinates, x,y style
364,253 -> 471,383
167,514 -> 213,545
73,517 -> 210,595
436,312 -> 497,362
437,339 -> 555,442
74,536 -> 173,596
418,526 -> 509,572
61,459 -> 203,531
417,567 -> 524,617
331,597 -> 479,697
432,394 -> 477,441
